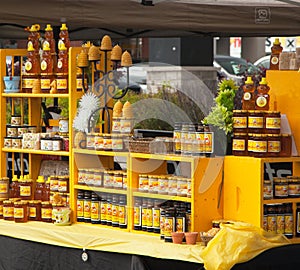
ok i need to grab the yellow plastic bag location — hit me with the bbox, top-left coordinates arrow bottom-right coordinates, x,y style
200,221 -> 291,270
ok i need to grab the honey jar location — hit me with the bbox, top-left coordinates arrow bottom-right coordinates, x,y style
41,201 -> 53,223
14,200 -> 28,223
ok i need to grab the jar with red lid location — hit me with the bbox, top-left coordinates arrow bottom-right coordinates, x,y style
252,134 -> 267,157
248,110 -> 264,134
267,134 -> 281,157
232,133 -> 248,156
14,200 -> 28,223
233,110 -> 248,133
265,111 -> 281,134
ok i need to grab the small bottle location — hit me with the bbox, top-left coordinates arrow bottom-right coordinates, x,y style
77,190 -> 84,222
160,206 -> 166,240
146,198 -> 154,232
58,23 -> 70,50
152,199 -> 161,234
56,43 -> 68,93
242,76 -> 256,110
10,175 -> 19,198
91,192 -> 101,224
141,198 -> 148,231
270,38 -> 283,70
34,175 -> 45,201
83,191 -> 91,223
296,203 -> 300,237
19,175 -> 33,200
40,42 -> 54,93
173,122 -> 181,154
175,206 -> 186,233
276,204 -> 285,235
255,78 -> 270,111
43,24 -> 57,72
133,197 -> 142,230
42,178 -> 51,201
111,194 -> 119,227
24,43 -> 40,75
106,194 -> 112,226
164,207 -> 175,242
100,194 -> 107,225
284,203 -> 294,238
118,195 -> 127,229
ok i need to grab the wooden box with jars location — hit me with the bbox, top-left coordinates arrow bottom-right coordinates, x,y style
0,25 -> 83,224
224,156 -> 300,241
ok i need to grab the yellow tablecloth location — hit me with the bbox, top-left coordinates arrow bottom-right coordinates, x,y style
0,220 -> 204,264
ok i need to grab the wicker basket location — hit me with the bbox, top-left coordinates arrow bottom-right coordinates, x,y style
128,138 -> 154,153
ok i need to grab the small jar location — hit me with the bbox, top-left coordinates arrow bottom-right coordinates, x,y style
287,176 -> 300,198
11,115 -> 21,126
177,177 -> 188,197
40,137 -> 53,151
167,176 -> 178,196
11,137 -> 22,149
0,198 -> 5,219
0,177 -> 9,199
248,110 -> 264,134
3,200 -> 14,221
148,175 -> 159,194
263,180 -> 273,199
52,137 -> 63,151
111,134 -> 124,151
28,200 -> 42,221
78,169 -> 86,185
280,134 -> 292,157
103,134 -> 112,151
86,133 -> 95,150
158,175 -> 168,195
252,134 -> 267,157
6,125 -> 17,137
58,118 -> 69,134
138,174 -> 149,192
113,171 -> 123,189
94,133 -> 104,150
93,169 -> 103,187
14,200 -> 28,223
265,111 -> 281,134
232,133 -> 248,156
274,177 -> 289,198
17,126 -> 28,137
122,172 -> 128,190
267,134 -> 281,157
41,201 -> 53,223
4,137 -> 12,148
103,171 -> 114,188
57,176 -> 69,193
112,117 -> 121,133
49,175 -> 59,192
233,110 -> 248,133
187,178 -> 192,198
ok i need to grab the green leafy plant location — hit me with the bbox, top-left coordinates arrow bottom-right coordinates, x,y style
203,79 -> 238,134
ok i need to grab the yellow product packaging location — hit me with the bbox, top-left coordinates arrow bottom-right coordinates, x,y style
200,221 -> 290,270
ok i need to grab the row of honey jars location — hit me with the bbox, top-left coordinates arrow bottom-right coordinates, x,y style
264,176 -> 300,200
233,110 -> 281,135
78,169 -> 127,190
138,174 -> 191,197
263,203 -> 293,238
86,133 -> 129,151
232,133 -> 292,157
173,122 -> 213,155
76,191 -> 127,228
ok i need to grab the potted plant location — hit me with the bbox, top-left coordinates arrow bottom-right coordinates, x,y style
202,79 -> 238,155
3,57 -> 21,92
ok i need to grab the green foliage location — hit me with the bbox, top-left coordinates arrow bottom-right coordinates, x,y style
203,79 -> 237,134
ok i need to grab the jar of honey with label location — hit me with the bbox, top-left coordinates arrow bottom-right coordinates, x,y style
232,133 -> 248,156
265,111 -> 281,134
14,200 -> 28,223
233,110 -> 248,133
248,110 -> 264,134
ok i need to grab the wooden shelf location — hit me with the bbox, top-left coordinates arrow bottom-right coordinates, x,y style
74,184 -> 128,195
132,191 -> 192,203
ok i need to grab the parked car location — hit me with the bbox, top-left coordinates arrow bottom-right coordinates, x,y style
214,55 -> 260,84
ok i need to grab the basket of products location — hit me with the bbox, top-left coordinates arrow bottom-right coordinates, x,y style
200,227 -> 220,246
128,137 -> 154,153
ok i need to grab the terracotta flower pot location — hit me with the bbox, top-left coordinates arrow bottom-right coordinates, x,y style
184,232 -> 198,245
171,232 -> 184,244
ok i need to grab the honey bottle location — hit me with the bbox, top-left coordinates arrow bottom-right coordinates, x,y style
24,43 -> 40,75
242,76 -> 255,110
58,23 -> 70,50
270,38 -> 283,70
40,42 -> 54,93
26,24 -> 40,55
56,43 -> 68,93
255,77 -> 270,111
44,24 -> 57,73
10,175 -> 19,198
34,175 -> 45,201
